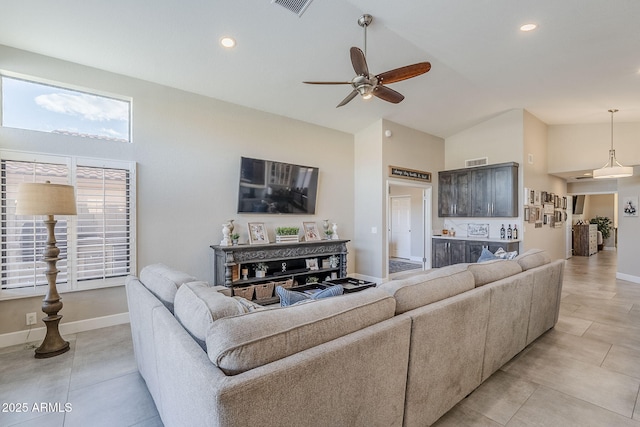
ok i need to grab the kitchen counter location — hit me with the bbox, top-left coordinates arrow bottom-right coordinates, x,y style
432,235 -> 521,244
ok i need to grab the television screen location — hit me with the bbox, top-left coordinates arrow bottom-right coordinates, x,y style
237,157 -> 319,214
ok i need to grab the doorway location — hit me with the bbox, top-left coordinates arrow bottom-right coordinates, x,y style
387,180 -> 432,278
390,196 -> 412,259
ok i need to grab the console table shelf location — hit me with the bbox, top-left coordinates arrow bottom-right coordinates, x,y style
210,240 -> 350,292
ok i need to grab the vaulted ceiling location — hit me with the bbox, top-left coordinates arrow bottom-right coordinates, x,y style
1,0 -> 639,138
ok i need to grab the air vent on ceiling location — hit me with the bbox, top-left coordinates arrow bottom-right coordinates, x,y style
272,0 -> 314,17
465,157 -> 489,168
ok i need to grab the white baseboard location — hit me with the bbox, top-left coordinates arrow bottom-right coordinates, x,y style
603,246 -> 616,251
616,272 -> 640,284
0,312 -> 130,349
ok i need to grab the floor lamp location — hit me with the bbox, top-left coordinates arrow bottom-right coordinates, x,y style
16,181 -> 77,358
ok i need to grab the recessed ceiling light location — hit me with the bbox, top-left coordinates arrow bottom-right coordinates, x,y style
220,37 -> 236,48
520,23 -> 538,32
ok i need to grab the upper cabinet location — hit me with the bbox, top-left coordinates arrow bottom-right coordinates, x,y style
438,169 -> 470,217
439,162 -> 518,218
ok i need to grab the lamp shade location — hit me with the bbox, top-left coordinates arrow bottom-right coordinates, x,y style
16,182 -> 77,216
592,165 -> 634,179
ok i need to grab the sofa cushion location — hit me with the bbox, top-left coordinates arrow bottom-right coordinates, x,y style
379,263 -> 475,314
139,263 -> 197,313
467,259 -> 522,287
205,288 -> 396,375
515,248 -> 551,271
174,281 -> 245,349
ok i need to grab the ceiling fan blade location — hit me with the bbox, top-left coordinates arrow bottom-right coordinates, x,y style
303,81 -> 352,85
373,85 -> 405,104
336,90 -> 358,108
376,62 -> 431,84
350,47 -> 369,76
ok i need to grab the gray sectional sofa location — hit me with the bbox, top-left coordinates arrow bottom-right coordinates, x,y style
125,249 -> 564,427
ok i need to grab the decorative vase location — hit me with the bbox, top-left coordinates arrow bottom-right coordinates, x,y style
331,223 -> 339,240
221,223 -> 231,246
322,219 -> 330,234
227,219 -> 235,234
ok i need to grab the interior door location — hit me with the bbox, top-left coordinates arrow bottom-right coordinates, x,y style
390,196 -> 411,258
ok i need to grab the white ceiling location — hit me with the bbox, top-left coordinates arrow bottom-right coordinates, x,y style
1,0 -> 639,138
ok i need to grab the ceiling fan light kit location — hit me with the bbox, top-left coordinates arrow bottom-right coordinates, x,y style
303,14 -> 431,107
592,109 -> 634,179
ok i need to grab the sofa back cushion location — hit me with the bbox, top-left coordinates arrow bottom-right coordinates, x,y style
206,288 -> 396,375
515,248 -> 551,271
174,281 -> 246,349
380,264 -> 475,314
467,259 -> 522,287
139,263 -> 197,313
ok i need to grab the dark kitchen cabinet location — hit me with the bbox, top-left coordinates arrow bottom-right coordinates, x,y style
439,162 -> 518,218
432,239 -> 466,268
438,170 -> 470,217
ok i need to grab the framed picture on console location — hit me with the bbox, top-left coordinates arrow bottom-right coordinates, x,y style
248,222 -> 269,244
302,222 -> 320,241
305,258 -> 319,270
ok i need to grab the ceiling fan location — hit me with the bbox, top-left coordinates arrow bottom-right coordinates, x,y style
303,14 -> 431,107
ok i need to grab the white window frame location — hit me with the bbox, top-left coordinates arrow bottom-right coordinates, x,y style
0,70 -> 133,143
0,149 -> 136,300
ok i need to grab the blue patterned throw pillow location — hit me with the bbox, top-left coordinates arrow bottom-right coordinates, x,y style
312,285 -> 344,299
276,284 -> 344,306
276,286 -> 310,306
477,247 -> 499,263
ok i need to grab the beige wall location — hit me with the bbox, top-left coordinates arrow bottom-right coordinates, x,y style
522,111 -> 567,260
353,121 -> 385,278
0,288 -> 127,335
617,168 -> 640,281
0,45 -> 354,337
445,109 -> 523,169
353,120 -> 444,279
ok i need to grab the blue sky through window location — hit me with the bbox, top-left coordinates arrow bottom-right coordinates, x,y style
1,76 -> 130,142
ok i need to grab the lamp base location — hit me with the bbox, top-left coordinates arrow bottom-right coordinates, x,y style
34,314 -> 70,359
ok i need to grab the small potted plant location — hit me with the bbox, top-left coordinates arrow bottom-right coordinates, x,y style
231,233 -> 240,245
324,229 -> 333,240
275,226 -> 300,243
254,262 -> 269,278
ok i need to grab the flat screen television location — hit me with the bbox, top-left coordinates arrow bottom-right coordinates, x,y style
237,157 -> 319,214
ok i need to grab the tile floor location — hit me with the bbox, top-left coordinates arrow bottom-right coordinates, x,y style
434,251 -> 640,426
1,251 -> 639,426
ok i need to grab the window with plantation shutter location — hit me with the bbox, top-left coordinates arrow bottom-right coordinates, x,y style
1,160 -> 70,289
76,166 -> 131,281
1,152 -> 136,295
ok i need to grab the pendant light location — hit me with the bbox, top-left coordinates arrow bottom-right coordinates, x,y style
592,109 -> 633,179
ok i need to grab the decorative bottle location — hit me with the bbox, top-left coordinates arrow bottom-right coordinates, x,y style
507,224 -> 512,239
500,224 -> 506,240
513,225 -> 518,240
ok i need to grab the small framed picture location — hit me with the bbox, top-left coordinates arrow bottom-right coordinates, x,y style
248,222 -> 269,244
305,258 -> 319,270
623,196 -> 638,217
524,207 -> 530,222
303,222 -> 320,241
